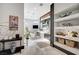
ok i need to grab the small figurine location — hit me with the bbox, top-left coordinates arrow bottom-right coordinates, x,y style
71,31 -> 78,37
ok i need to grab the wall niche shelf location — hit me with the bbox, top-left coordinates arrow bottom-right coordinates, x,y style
54,4 -> 79,55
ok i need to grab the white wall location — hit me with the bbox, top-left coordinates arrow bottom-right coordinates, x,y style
0,3 -> 24,50
24,3 -> 51,19
24,3 -> 51,33
24,19 -> 40,32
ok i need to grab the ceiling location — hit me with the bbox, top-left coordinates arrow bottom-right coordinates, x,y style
24,3 -> 51,20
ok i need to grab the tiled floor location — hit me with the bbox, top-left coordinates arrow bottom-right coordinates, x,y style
15,38 -> 66,55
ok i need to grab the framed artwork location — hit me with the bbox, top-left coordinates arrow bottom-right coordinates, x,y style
9,15 -> 18,30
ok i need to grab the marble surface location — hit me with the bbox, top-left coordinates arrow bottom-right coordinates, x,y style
15,38 -> 66,55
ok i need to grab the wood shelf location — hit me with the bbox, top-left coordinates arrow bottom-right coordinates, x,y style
0,37 -> 22,42
54,42 -> 79,55
40,11 -> 50,20
0,37 -> 22,55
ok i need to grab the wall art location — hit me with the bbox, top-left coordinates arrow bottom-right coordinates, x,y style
9,15 -> 18,30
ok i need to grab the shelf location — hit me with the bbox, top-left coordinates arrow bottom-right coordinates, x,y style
54,4 -> 79,15
41,16 -> 50,21
54,42 -> 79,55
55,35 -> 79,42
40,11 -> 50,21
0,37 -> 22,42
54,13 -> 79,22
55,26 -> 79,29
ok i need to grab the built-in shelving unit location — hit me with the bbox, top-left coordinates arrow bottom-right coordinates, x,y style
40,11 -> 50,38
54,4 -> 79,55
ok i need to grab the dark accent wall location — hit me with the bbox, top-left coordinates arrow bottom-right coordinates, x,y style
50,3 -> 54,47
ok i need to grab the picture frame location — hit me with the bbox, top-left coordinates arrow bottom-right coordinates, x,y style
9,15 -> 18,30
